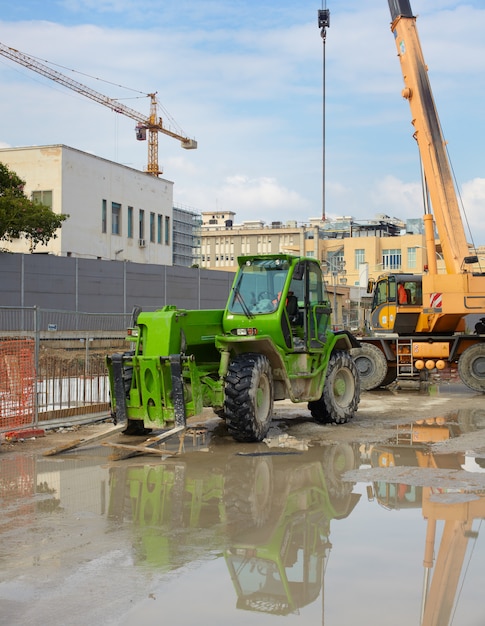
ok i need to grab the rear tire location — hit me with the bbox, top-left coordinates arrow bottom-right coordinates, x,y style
458,344 -> 485,392
308,351 -> 360,424
350,342 -> 388,390
224,353 -> 274,442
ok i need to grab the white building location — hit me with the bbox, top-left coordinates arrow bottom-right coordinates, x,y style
0,144 -> 174,265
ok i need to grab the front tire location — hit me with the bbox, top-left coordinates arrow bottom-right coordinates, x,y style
458,344 -> 485,392
224,353 -> 274,442
350,342 -> 388,390
308,351 -> 360,424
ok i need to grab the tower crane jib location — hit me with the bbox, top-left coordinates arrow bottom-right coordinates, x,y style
0,41 -> 197,176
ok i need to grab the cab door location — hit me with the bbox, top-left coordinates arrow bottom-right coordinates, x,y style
370,277 -> 396,331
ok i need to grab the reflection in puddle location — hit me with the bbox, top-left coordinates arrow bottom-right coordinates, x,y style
107,443 -> 361,615
352,408 -> 485,626
1,409 -> 485,625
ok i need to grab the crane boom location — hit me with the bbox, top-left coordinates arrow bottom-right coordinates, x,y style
0,41 -> 197,176
387,0 -> 469,275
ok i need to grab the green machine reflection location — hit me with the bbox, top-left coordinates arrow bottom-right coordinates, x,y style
365,408 -> 485,626
107,442 -> 361,616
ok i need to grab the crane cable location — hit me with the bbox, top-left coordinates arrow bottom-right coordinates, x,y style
0,45 -> 190,137
14,49 -> 147,96
318,3 -> 330,222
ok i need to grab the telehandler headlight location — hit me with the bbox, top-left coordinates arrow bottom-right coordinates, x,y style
233,327 -> 258,336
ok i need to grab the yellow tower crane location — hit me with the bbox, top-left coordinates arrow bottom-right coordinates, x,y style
0,41 -> 197,176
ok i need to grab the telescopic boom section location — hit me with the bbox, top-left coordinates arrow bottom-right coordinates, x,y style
387,0 -> 470,275
0,42 -> 197,177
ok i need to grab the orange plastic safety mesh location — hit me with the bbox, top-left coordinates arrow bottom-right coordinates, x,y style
0,338 -> 36,432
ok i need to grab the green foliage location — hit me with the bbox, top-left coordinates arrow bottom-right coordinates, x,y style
0,162 -> 68,249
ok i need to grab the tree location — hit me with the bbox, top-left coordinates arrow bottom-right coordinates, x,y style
0,162 -> 68,250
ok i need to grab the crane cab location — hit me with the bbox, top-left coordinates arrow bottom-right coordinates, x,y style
369,274 -> 423,334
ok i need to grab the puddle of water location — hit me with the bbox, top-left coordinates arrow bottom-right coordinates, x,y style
1,415 -> 485,626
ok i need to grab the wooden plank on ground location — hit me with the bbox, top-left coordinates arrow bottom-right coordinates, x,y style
103,442 -> 178,457
43,423 -> 126,456
102,425 -> 185,461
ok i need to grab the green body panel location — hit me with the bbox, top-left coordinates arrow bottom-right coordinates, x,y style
138,306 -> 224,358
106,255 -> 356,429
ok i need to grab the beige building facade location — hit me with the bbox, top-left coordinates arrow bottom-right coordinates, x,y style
199,211 -> 436,289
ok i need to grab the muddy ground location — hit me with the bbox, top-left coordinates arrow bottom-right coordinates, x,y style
2,380 -> 485,457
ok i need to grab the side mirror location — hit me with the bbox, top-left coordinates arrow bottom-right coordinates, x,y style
131,305 -> 142,326
367,279 -> 375,294
293,262 -> 304,281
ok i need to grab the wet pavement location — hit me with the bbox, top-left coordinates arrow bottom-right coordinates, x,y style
1,382 -> 485,625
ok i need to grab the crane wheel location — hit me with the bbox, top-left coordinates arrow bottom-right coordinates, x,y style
458,344 -> 485,392
350,343 -> 388,390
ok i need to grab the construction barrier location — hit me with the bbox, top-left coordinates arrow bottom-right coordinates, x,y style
0,338 -> 36,434
0,308 -> 130,434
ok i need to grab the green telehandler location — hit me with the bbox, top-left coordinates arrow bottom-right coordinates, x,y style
107,254 -> 361,443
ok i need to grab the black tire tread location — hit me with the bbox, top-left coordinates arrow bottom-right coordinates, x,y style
308,351 -> 360,424
224,353 -> 274,442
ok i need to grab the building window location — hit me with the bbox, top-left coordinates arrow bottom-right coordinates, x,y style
355,249 -> 365,269
157,214 -> 162,243
139,209 -> 145,240
32,190 -> 53,208
102,199 -> 107,233
407,247 -> 417,269
165,216 -> 170,245
382,248 -> 402,270
150,212 -> 155,243
112,202 -> 121,235
127,206 -> 133,239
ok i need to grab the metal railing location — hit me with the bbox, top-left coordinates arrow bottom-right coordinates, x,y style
0,306 -> 132,333
0,307 -> 131,433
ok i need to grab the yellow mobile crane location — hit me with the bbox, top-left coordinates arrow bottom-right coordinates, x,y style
0,42 -> 197,176
352,0 -> 485,391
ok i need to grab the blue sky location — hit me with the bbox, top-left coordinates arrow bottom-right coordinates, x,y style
1,1 -> 485,244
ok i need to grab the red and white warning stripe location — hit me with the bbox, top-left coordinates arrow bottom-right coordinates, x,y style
430,292 -> 442,309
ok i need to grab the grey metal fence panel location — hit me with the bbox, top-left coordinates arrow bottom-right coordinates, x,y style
199,269 -> 235,309
0,253 -> 234,313
166,266 -> 200,309
77,258 -> 125,313
0,254 -> 23,306
24,255 -> 78,310
126,263 -> 166,311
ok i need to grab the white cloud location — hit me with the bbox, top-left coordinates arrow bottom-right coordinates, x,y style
371,175 -> 422,216
0,2 -> 485,243
175,174 -> 310,222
